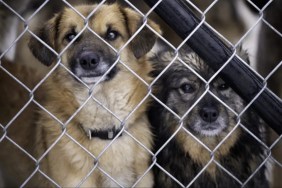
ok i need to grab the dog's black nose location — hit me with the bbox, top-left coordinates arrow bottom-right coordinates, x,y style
79,52 -> 100,70
200,107 -> 219,123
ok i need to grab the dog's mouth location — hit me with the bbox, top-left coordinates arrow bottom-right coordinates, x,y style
190,119 -> 227,137
72,62 -> 118,85
80,75 -> 107,85
79,67 -> 118,85
70,50 -> 119,85
198,123 -> 225,136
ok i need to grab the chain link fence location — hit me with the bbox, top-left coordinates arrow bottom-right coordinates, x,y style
0,0 -> 281,187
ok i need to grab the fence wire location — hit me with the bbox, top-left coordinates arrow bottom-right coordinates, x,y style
0,0 -> 281,187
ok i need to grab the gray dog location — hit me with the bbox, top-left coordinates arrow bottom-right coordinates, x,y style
148,42 -> 271,188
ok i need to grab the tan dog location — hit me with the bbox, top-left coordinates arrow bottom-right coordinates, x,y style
1,3 -> 161,187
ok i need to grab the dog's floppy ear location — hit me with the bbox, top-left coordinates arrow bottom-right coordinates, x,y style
28,14 -> 60,66
122,7 -> 162,59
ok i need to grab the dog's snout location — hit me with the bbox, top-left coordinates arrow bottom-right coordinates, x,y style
79,52 -> 100,70
200,107 -> 219,123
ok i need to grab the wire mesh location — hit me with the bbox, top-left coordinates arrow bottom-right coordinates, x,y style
0,0 -> 281,187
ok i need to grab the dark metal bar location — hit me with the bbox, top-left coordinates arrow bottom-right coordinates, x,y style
144,0 -> 282,134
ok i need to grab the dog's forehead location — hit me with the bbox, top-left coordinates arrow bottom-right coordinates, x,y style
156,51 -> 212,81
60,4 -> 126,33
178,52 -> 214,80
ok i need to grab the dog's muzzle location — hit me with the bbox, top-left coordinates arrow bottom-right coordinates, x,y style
71,50 -> 118,85
199,106 -> 219,123
79,51 -> 100,71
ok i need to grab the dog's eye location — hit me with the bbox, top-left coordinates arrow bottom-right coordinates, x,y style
218,83 -> 229,91
179,83 -> 195,93
105,30 -> 119,41
64,32 -> 77,43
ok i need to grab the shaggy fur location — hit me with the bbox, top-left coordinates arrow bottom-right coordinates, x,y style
148,43 -> 270,188
1,3 -> 161,187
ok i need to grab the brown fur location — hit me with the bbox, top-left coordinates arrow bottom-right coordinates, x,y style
0,59 -> 44,187
1,3 -> 161,187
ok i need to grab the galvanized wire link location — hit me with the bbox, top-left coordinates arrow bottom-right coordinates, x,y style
242,152 -> 272,187
0,0 -> 281,187
213,159 -> 243,186
0,123 -> 6,142
271,152 -> 282,167
37,169 -> 61,188
186,156 -> 217,188
155,162 -> 185,187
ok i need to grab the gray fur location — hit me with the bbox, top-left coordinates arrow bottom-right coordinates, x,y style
148,43 -> 270,188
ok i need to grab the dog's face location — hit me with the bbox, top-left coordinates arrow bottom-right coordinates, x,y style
151,49 -> 245,138
29,3 -> 160,87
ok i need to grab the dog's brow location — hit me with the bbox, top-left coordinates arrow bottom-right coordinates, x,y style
68,26 -> 77,33
54,12 -> 63,41
86,8 -> 97,20
106,24 -> 113,30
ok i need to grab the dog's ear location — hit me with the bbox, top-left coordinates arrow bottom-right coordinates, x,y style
28,14 -> 60,66
122,8 -> 162,59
